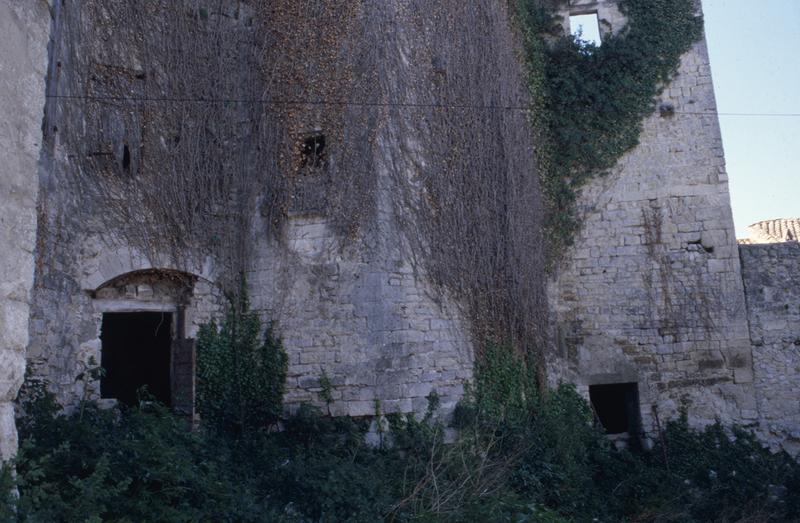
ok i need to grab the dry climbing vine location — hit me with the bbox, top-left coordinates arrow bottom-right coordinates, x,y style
385,0 -> 549,358
255,0 -> 383,240
50,0 -> 275,292
50,0 -> 550,362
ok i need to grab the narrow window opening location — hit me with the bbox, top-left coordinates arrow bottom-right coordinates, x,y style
300,133 -> 326,168
122,144 -> 131,171
570,13 -> 602,47
100,312 -> 172,406
589,382 -> 640,435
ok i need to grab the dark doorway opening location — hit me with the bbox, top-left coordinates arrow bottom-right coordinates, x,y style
101,312 -> 172,406
589,382 -> 641,435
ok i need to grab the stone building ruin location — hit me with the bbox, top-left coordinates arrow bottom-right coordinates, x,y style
742,218 -> 800,245
1,0 -> 799,459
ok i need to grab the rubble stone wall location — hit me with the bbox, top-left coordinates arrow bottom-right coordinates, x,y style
249,199 -> 474,418
17,0 -> 800,455
27,1 -> 228,408
740,242 -> 800,453
28,0 -> 478,418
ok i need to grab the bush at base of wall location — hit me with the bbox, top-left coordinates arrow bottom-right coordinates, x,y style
4,347 -> 799,522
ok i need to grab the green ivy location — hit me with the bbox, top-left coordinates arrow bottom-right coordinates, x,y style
196,289 -> 288,437
514,0 -> 704,259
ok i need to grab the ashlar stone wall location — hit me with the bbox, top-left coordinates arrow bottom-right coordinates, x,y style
0,0 -> 50,459
249,215 -> 473,417
549,1 -> 757,436
740,242 -> 800,453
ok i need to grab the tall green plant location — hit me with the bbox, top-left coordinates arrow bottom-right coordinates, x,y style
196,289 -> 288,436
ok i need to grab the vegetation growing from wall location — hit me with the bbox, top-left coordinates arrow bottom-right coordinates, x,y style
514,0 -> 704,257
196,291 -> 288,437
7,335 -> 800,521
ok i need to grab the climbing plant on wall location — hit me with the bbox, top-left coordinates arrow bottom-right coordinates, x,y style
49,0 -> 700,373
49,0 -> 550,368
514,0 -> 704,259
49,1 -> 274,293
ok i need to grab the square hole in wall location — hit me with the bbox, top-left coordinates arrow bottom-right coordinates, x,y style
570,13 -> 602,47
299,132 -> 326,168
589,382 -> 640,435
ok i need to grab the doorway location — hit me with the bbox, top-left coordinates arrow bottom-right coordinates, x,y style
589,382 -> 641,435
100,312 -> 173,406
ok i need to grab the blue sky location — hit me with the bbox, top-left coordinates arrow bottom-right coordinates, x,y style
703,0 -> 800,237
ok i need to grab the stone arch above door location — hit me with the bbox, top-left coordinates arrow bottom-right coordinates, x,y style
92,268 -> 199,314
79,245 -> 215,292
81,267 -> 222,415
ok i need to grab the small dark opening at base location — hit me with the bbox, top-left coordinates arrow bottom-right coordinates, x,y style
100,312 -> 172,406
589,382 -> 640,435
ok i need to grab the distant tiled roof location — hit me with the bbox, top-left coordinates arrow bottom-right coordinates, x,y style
745,218 -> 800,244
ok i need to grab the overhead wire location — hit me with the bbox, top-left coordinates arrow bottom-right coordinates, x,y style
43,93 -> 800,117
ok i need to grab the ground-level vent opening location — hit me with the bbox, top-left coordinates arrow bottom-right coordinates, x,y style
589,382 -> 641,435
100,312 -> 172,406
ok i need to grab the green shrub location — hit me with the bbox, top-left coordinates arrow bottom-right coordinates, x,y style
196,290 -> 288,437
11,380 -> 275,521
5,332 -> 798,522
452,347 -> 800,522
640,417 -> 800,521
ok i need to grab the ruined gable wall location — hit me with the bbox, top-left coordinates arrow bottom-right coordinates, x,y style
740,242 -> 800,453
0,0 -> 50,458
549,1 -> 756,435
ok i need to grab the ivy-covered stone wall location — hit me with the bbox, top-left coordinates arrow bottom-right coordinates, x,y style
31,0 -> 527,417
18,0 -> 800,457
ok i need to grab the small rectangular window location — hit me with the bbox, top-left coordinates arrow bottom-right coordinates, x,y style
570,13 -> 602,47
300,133 -> 326,169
